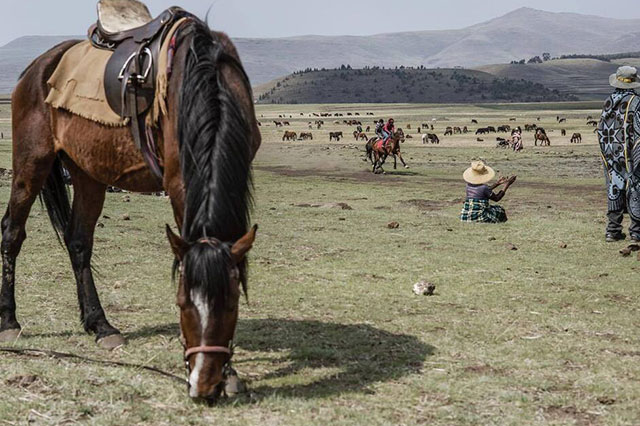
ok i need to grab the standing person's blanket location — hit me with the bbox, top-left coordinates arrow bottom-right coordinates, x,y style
598,83 -> 640,237
460,199 -> 507,223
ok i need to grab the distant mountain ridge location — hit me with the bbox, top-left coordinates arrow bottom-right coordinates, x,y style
2,8 -> 640,94
0,35 -> 81,94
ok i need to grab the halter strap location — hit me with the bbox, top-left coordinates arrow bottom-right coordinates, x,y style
184,345 -> 231,359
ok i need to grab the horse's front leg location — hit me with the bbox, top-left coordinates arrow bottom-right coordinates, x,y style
65,166 -> 124,349
397,151 -> 409,169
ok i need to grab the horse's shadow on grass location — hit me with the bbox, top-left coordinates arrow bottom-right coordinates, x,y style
131,318 -> 434,400
236,318 -> 433,400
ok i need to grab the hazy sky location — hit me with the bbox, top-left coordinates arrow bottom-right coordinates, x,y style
2,0 -> 640,46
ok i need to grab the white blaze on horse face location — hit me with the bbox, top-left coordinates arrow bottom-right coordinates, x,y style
188,289 -> 209,396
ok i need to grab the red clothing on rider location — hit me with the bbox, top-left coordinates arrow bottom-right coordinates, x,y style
383,121 -> 395,136
382,120 -> 395,146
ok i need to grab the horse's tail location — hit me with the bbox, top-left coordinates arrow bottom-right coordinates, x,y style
40,155 -> 71,244
365,140 -> 373,160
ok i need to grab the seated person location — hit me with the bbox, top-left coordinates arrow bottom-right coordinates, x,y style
460,161 -> 516,223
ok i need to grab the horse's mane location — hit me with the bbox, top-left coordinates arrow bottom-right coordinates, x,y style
177,20 -> 253,306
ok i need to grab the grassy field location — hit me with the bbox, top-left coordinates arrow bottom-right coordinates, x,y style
1,102 -> 640,425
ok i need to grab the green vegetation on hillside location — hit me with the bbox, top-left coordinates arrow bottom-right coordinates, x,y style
256,67 -> 573,105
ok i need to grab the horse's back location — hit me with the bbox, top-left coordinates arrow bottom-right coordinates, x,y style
13,40 -> 82,109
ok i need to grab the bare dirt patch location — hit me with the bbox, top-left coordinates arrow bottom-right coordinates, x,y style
542,405 -> 600,425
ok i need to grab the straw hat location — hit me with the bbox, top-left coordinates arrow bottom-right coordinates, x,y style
609,66 -> 640,89
463,161 -> 495,185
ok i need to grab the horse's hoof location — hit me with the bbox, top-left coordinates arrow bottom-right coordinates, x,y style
225,370 -> 247,395
97,333 -> 126,350
0,328 -> 21,343
404,165 -> 410,169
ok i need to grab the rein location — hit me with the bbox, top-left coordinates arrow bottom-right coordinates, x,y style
0,346 -> 186,384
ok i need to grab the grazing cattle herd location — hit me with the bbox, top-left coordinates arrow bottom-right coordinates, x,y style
258,111 -> 598,160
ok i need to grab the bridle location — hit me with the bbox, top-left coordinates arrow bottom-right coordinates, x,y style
184,344 -> 232,359
183,340 -> 234,376
178,236 -> 237,379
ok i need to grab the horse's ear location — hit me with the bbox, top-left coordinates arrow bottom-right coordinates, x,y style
166,225 -> 189,261
231,225 -> 258,264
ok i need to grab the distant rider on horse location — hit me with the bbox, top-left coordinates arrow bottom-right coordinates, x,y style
375,119 -> 384,140
382,118 -> 395,147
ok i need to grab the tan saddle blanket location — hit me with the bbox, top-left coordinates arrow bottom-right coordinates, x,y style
45,18 -> 186,127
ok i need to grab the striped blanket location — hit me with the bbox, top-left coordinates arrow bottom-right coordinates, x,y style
460,199 -> 507,223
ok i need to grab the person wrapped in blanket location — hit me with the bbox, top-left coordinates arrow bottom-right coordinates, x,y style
597,66 -> 640,243
460,161 -> 517,223
511,127 -> 523,152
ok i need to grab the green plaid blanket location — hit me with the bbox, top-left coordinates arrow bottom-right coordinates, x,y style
460,199 -> 507,223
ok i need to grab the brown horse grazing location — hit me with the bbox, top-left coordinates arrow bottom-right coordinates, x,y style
282,131 -> 297,141
570,133 -> 582,143
534,128 -> 551,146
366,129 -> 407,173
1,19 -> 260,402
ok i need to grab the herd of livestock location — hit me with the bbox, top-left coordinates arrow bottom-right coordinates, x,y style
261,112 -> 597,148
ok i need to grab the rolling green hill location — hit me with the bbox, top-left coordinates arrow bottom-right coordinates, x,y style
477,58 -> 640,100
255,68 -> 574,104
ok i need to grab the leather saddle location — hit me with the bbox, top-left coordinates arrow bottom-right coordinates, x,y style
87,0 -> 192,178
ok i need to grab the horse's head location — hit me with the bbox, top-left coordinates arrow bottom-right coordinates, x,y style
395,128 -> 405,143
166,225 -> 257,402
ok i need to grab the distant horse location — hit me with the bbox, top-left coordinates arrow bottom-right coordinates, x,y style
330,132 -> 343,141
444,127 -> 453,136
3,18 -> 261,401
282,131 -> 297,141
366,129 -> 407,173
496,137 -> 510,148
561,129 -> 567,136
535,128 -> 551,146
422,133 -> 440,144
570,133 -> 582,144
